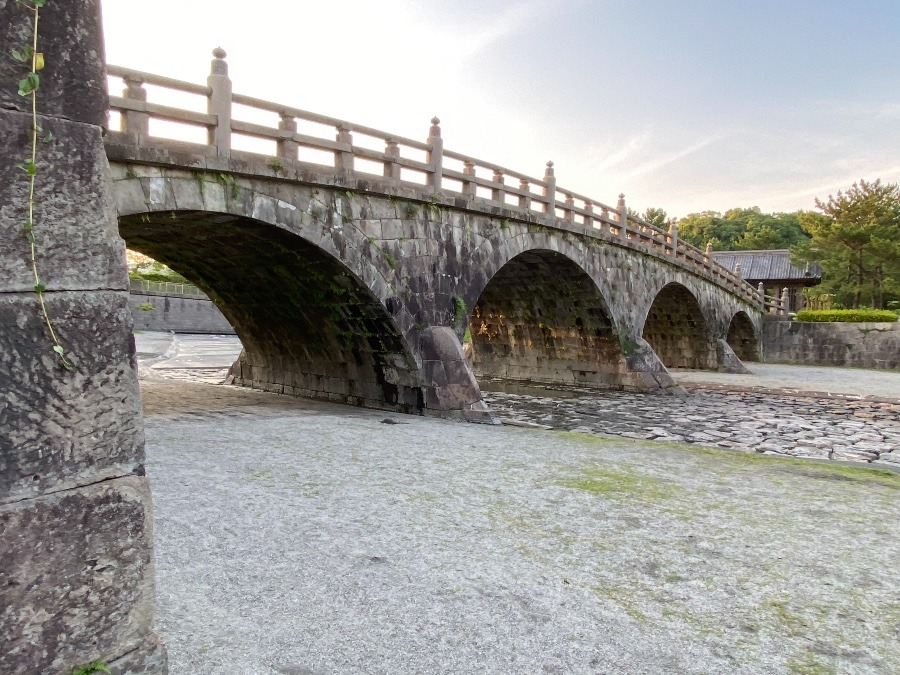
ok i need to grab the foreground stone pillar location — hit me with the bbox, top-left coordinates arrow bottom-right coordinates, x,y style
0,1 -> 165,673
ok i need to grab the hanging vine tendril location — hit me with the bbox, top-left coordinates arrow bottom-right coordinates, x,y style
13,0 -> 71,370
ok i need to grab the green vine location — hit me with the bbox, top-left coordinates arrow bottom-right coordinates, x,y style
13,0 -> 71,369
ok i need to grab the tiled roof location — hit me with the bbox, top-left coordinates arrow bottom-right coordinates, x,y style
710,250 -> 821,284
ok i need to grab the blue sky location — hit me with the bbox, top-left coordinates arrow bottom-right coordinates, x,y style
101,0 -> 900,218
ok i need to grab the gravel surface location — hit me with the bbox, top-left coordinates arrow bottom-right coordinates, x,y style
143,380 -> 900,675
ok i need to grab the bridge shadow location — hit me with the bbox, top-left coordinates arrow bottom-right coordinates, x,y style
468,250 -> 627,390
642,282 -> 716,370
120,211 -> 424,412
726,310 -> 760,362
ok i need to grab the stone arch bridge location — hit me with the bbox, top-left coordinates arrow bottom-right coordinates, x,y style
106,51 -> 762,422
0,6 -> 772,671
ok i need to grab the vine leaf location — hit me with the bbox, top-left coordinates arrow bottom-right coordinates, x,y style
17,71 -> 39,96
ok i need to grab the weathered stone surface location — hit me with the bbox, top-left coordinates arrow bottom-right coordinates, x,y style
0,111 -> 126,292
0,291 -> 143,504
716,338 -> 752,374
0,0 -> 108,126
0,476 -> 158,675
420,326 -> 496,423
129,292 -> 234,334
106,634 -> 168,675
763,318 -> 900,370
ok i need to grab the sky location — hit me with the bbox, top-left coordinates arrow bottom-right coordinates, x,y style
101,0 -> 900,219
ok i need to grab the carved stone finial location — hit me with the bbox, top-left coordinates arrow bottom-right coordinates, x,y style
618,193 -> 625,200
546,160 -> 554,168
429,116 -> 441,139
210,47 -> 228,76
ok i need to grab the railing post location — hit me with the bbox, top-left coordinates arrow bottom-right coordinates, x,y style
207,47 -> 232,158
564,194 -> 575,221
781,287 -> 790,315
600,205 -> 610,234
584,201 -> 594,229
335,124 -> 354,175
122,75 -> 149,139
518,179 -> 531,210
462,161 -> 476,197
491,170 -> 505,203
543,161 -> 556,217
277,113 -> 298,162
668,220 -> 679,256
617,193 -> 628,238
427,117 -> 443,191
757,282 -> 765,303
384,138 -> 401,182
735,263 -> 742,278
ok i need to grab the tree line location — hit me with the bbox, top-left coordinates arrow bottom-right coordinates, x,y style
639,179 -> 900,310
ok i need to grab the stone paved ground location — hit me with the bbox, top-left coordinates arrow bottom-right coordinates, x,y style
483,384 -> 900,467
141,379 -> 900,675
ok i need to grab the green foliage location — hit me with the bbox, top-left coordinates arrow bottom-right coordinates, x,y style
642,207 -> 668,227
794,309 -> 898,323
380,250 -> 397,268
267,158 -> 284,173
678,207 -> 810,251
451,295 -> 466,330
792,179 -> 900,309
135,302 -> 155,312
72,661 -> 109,675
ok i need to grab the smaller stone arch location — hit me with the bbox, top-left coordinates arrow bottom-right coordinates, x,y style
726,311 -> 760,362
469,249 -> 626,388
642,282 -> 715,370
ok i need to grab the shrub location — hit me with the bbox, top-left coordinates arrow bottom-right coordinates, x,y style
794,309 -> 899,323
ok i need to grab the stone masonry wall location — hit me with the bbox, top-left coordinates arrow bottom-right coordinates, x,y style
763,319 -> 900,370
129,292 -> 235,334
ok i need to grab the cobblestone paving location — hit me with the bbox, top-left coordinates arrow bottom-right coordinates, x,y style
483,384 -> 900,467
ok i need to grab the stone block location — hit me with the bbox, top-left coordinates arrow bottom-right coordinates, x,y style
0,111 -> 127,292
0,291 -> 143,504
0,0 -> 108,126
0,476 -> 158,675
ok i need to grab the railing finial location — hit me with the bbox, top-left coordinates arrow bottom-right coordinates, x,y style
544,160 -> 554,177
429,117 -> 441,139
210,47 -> 228,76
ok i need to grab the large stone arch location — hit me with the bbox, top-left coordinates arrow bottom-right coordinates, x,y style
115,176 -> 424,412
726,310 -> 760,362
468,248 -> 627,389
641,282 -> 716,370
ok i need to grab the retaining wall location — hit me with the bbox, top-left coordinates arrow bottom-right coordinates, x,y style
129,292 -> 235,334
762,318 -> 900,370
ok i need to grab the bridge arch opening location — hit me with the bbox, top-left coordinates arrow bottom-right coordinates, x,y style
468,249 -> 626,389
726,311 -> 760,362
119,210 -> 423,412
642,283 -> 715,370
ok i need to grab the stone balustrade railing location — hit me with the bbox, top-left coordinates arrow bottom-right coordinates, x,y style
106,50 -> 763,308
129,278 -> 207,298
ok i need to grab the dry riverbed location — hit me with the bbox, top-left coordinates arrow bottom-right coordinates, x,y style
142,380 -> 900,675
